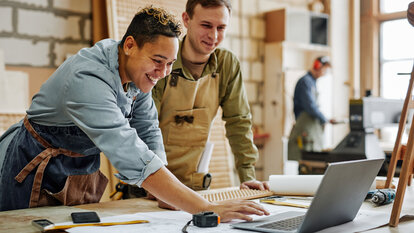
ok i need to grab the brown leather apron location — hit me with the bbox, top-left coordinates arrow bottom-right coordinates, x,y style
159,71 -> 220,190
14,116 -> 108,207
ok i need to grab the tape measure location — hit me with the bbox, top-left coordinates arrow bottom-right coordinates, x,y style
182,212 -> 220,233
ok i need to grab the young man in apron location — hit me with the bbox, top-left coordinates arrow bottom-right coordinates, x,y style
288,56 -> 334,161
0,6 -> 268,222
152,0 -> 268,200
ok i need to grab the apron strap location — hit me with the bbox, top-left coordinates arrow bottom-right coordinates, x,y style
15,116 -> 86,207
23,116 -> 52,148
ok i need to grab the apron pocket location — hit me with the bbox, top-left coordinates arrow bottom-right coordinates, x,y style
167,108 -> 210,146
39,170 -> 108,206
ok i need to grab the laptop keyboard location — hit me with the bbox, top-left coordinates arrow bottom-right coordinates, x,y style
257,215 -> 305,231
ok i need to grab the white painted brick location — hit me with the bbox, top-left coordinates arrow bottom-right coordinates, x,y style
0,7 -> 13,33
54,42 -> 89,65
0,70 -> 29,113
53,0 -> 91,14
251,104 -> 263,125
230,0 -> 240,14
257,0 -> 286,13
0,49 -> 4,71
241,60 -> 250,80
228,15 -> 240,37
84,18 -> 91,40
251,61 -> 263,81
0,38 -> 49,66
219,37 -> 231,51
241,0 -> 258,16
8,0 -> 48,8
18,9 -> 81,40
242,38 -> 258,60
250,18 -> 265,39
240,17 -> 249,37
244,81 -> 257,103
230,37 -> 241,58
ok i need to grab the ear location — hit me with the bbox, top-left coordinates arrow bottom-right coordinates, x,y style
123,36 -> 136,55
182,12 -> 190,28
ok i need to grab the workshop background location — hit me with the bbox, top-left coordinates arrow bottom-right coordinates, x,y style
0,0 -> 411,201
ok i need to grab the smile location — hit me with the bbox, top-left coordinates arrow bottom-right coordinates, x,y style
202,41 -> 214,47
146,74 -> 158,84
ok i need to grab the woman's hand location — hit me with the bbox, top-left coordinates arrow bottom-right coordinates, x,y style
208,199 -> 270,222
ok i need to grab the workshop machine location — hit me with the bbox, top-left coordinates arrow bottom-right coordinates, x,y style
299,97 -> 405,174
329,97 -> 404,161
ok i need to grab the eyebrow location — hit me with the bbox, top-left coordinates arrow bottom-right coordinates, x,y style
154,54 -> 176,62
154,54 -> 168,60
200,20 -> 227,27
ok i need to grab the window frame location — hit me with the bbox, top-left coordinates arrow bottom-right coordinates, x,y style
360,0 -> 407,98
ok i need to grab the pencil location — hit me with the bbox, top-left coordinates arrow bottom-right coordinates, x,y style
44,219 -> 149,231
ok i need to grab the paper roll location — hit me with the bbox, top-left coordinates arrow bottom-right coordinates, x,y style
269,175 -> 323,196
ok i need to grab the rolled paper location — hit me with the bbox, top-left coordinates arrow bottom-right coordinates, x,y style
269,175 -> 324,196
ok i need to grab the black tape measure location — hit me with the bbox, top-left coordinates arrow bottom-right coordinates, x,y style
182,212 -> 220,233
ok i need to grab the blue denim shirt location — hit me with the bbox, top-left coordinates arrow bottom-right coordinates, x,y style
23,39 -> 167,187
293,72 -> 327,124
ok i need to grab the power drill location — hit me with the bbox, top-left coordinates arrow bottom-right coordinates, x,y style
370,189 -> 396,206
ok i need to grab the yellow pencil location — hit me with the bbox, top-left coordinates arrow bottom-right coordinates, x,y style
260,199 -> 309,209
44,219 -> 149,231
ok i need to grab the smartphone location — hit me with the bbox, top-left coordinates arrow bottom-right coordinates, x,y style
32,219 -> 53,231
71,211 -> 100,223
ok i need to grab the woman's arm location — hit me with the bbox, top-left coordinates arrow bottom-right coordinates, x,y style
142,166 -> 269,222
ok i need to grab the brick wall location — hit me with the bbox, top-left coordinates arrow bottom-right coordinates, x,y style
0,0 -> 92,67
0,0 -> 309,130
227,0 -> 308,129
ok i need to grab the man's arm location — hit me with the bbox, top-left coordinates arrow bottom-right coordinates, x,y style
219,52 -> 262,186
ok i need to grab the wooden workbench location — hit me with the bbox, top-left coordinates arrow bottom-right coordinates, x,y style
1,185 -> 414,233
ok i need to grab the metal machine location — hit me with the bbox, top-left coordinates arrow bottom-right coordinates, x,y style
330,97 -> 404,162
299,97 -> 405,174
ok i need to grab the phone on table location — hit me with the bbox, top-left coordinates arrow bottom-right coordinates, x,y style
71,211 -> 100,223
32,219 -> 53,231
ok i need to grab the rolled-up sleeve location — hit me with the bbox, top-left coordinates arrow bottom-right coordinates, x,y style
129,92 -> 167,165
63,69 -> 165,187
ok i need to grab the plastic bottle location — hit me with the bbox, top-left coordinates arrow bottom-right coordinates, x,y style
371,189 -> 396,206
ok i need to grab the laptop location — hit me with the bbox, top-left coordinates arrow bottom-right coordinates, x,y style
231,159 -> 384,233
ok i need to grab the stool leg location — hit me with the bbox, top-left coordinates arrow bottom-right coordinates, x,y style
389,124 -> 414,226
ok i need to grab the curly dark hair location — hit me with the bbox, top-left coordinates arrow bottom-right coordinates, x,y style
120,6 -> 182,48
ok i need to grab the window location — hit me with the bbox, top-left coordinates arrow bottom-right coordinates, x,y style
380,0 -> 413,13
379,0 -> 414,99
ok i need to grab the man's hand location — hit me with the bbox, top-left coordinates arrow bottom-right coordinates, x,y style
240,180 -> 270,190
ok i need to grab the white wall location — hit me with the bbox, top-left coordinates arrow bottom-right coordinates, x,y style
330,0 -> 352,147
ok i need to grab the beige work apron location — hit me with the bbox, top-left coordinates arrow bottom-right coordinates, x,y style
159,71 -> 219,190
287,112 -> 324,161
